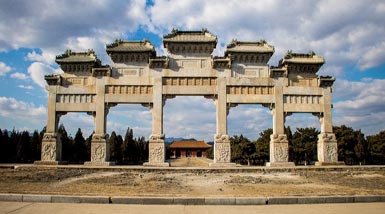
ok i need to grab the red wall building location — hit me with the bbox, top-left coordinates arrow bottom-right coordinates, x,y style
168,141 -> 211,158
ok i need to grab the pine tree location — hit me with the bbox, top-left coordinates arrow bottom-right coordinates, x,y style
73,128 -> 87,163
122,127 -> 136,164
255,128 -> 272,165
30,130 -> 41,161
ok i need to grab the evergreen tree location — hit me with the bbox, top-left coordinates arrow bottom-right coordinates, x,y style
73,128 -> 87,163
291,128 -> 319,165
16,131 -> 31,163
85,132 -> 94,161
122,127 -> 136,164
230,135 -> 255,165
109,131 -> 122,163
255,128 -> 272,165
2,129 -> 10,162
58,124 -> 72,162
9,129 -> 18,162
30,130 -> 41,161
366,130 -> 385,164
0,129 -> 5,162
334,125 -> 367,165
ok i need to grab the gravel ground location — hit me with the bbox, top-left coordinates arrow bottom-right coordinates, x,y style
0,163 -> 384,197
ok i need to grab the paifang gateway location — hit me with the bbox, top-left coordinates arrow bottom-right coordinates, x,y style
35,29 -> 343,167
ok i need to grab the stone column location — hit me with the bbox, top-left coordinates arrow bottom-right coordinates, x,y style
210,77 -> 235,167
266,86 -> 294,167
35,86 -> 66,165
315,87 -> 344,166
85,78 -> 114,166
144,77 -> 169,166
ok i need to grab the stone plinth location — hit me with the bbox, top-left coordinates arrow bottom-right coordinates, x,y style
84,135 -> 115,166
209,135 -> 236,167
144,135 -> 169,167
315,133 -> 344,166
34,133 -> 66,165
266,134 -> 295,167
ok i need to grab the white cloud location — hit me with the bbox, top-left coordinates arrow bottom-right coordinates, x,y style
10,72 -> 28,80
27,62 -> 61,88
0,61 -> 12,76
17,85 -> 34,90
334,78 -> 385,135
0,96 -> 46,124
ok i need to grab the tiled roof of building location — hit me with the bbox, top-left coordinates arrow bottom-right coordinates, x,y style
106,39 -> 155,53
55,49 -> 101,64
168,140 -> 211,149
225,40 -> 274,55
281,51 -> 325,64
163,29 -> 217,44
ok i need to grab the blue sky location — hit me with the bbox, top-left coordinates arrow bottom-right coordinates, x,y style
1,0 -> 385,141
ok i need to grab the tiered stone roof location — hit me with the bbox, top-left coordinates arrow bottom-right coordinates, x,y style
55,49 -> 101,64
281,51 -> 325,64
225,40 -> 274,54
163,29 -> 217,54
106,39 -> 155,54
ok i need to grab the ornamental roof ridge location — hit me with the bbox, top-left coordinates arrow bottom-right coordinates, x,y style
225,39 -> 274,55
163,28 -> 217,46
282,50 -> 325,64
106,39 -> 155,52
55,49 -> 101,64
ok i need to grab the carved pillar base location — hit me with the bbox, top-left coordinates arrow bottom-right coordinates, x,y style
34,133 -> 67,165
209,134 -> 236,167
84,135 -> 114,166
143,134 -> 170,167
315,133 -> 344,166
266,134 -> 295,167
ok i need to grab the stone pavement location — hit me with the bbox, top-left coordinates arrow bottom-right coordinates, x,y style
1,202 -> 385,214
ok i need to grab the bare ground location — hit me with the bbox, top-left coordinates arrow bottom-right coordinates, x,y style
0,161 -> 384,197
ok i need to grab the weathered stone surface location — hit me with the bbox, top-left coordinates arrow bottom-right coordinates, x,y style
205,197 -> 236,205
236,197 -> 267,205
38,29 -> 339,167
268,197 -> 298,204
173,197 -> 205,205
0,194 -> 22,202
22,195 -> 51,203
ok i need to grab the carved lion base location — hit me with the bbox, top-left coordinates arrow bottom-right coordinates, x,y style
316,133 -> 344,166
144,135 -> 170,167
267,134 -> 295,167
86,139 -> 114,166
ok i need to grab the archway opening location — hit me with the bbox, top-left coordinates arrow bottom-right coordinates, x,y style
163,96 -> 216,161
285,113 -> 320,165
58,112 -> 94,163
227,105 -> 272,165
106,104 -> 151,165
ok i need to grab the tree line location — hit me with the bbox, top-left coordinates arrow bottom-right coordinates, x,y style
0,124 -> 384,165
0,125 -> 148,164
206,125 -> 385,166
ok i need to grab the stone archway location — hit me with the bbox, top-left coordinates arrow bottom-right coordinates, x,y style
35,29 -> 341,167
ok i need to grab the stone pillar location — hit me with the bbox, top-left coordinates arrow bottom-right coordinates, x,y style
316,87 -> 344,166
144,77 -> 169,166
85,78 -> 114,166
210,77 -> 235,167
35,86 -> 66,165
266,86 -> 294,167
